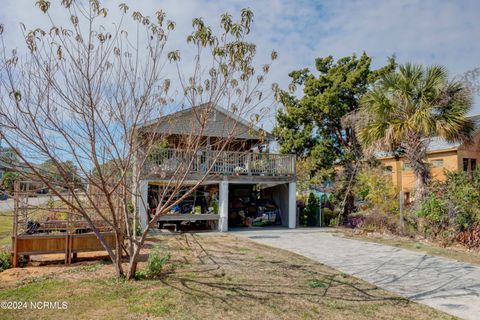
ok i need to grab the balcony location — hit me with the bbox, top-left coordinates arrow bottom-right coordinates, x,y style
141,148 -> 296,181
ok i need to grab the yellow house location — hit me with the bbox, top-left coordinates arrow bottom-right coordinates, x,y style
378,115 -> 480,203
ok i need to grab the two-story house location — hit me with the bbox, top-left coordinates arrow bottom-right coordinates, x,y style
378,115 -> 480,203
135,104 -> 297,232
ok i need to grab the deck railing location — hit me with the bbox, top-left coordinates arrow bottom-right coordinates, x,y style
143,148 -> 296,178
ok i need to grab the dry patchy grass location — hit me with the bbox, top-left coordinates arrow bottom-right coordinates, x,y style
0,233 -> 456,320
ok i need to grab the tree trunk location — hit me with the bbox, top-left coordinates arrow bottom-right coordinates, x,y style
114,231 -> 125,277
126,243 -> 142,280
339,159 -> 359,223
413,164 -> 430,203
403,134 -> 431,205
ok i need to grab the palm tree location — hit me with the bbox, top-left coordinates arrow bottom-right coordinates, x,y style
359,63 -> 474,203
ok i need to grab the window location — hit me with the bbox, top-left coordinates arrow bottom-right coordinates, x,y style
430,159 -> 444,168
384,165 -> 393,172
471,159 -> 477,171
463,158 -> 478,172
404,192 -> 411,204
463,158 -> 469,171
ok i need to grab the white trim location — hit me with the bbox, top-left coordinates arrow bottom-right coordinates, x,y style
218,181 -> 229,232
288,182 -> 296,229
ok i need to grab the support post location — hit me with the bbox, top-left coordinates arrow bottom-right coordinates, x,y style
12,180 -> 19,268
288,182 -> 296,229
399,191 -> 404,234
218,181 -> 229,232
318,194 -> 323,227
138,180 -> 149,231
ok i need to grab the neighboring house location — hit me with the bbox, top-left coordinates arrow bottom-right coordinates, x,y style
378,115 -> 480,203
135,104 -> 297,232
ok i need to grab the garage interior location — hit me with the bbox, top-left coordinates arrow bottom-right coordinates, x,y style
147,182 -> 291,232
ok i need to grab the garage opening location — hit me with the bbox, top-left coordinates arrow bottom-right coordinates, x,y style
146,181 -> 292,232
148,184 -> 220,232
228,183 -> 288,229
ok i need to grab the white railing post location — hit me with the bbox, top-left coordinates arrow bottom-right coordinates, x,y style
144,148 -> 296,178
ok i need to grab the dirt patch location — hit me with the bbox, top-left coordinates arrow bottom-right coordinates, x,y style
0,266 -> 68,285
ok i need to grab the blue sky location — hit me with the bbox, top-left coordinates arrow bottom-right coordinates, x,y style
1,0 -> 479,121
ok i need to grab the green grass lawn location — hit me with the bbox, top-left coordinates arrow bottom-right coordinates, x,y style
0,213 -> 12,249
0,234 -> 456,320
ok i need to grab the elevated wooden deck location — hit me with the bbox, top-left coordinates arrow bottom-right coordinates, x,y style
141,149 -> 296,182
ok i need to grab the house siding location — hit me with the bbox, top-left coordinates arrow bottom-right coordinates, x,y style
379,132 -> 480,195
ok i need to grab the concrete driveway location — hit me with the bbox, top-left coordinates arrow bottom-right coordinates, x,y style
0,196 -> 57,212
232,228 -> 480,320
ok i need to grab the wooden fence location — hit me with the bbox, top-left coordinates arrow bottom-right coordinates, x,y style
11,183 -> 122,266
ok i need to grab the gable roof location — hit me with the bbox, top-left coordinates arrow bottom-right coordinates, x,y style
138,103 -> 274,141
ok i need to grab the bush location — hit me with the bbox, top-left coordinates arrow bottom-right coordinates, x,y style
0,172 -> 19,191
322,208 -> 340,227
443,170 -> 480,230
344,213 -> 365,229
456,225 -> 480,249
411,169 -> 480,244
46,197 -> 56,209
147,247 -> 170,278
416,193 -> 448,237
0,250 -> 11,272
354,166 -> 399,215
303,193 -> 319,227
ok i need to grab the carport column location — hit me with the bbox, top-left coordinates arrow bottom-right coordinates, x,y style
138,180 -> 149,231
218,181 -> 229,232
288,182 -> 296,228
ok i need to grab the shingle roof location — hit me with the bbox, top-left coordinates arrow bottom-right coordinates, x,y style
138,103 -> 275,141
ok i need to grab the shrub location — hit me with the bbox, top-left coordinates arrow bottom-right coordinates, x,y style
147,248 -> 170,278
443,170 -> 480,230
344,213 -> 365,229
0,250 -> 11,272
360,212 -> 405,234
456,225 -> 480,249
354,166 -> 399,215
412,169 -> 480,243
0,172 -> 19,191
303,193 -> 319,227
416,193 -> 447,224
322,208 -> 340,227
46,197 -> 56,209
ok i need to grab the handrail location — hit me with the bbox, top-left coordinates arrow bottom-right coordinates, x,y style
143,148 -> 295,177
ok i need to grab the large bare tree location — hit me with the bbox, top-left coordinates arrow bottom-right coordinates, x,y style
0,0 -> 275,278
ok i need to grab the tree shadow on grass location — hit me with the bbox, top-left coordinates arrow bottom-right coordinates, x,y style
143,233 -> 412,313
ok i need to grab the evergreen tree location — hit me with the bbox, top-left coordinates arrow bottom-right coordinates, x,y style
273,53 -> 395,219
